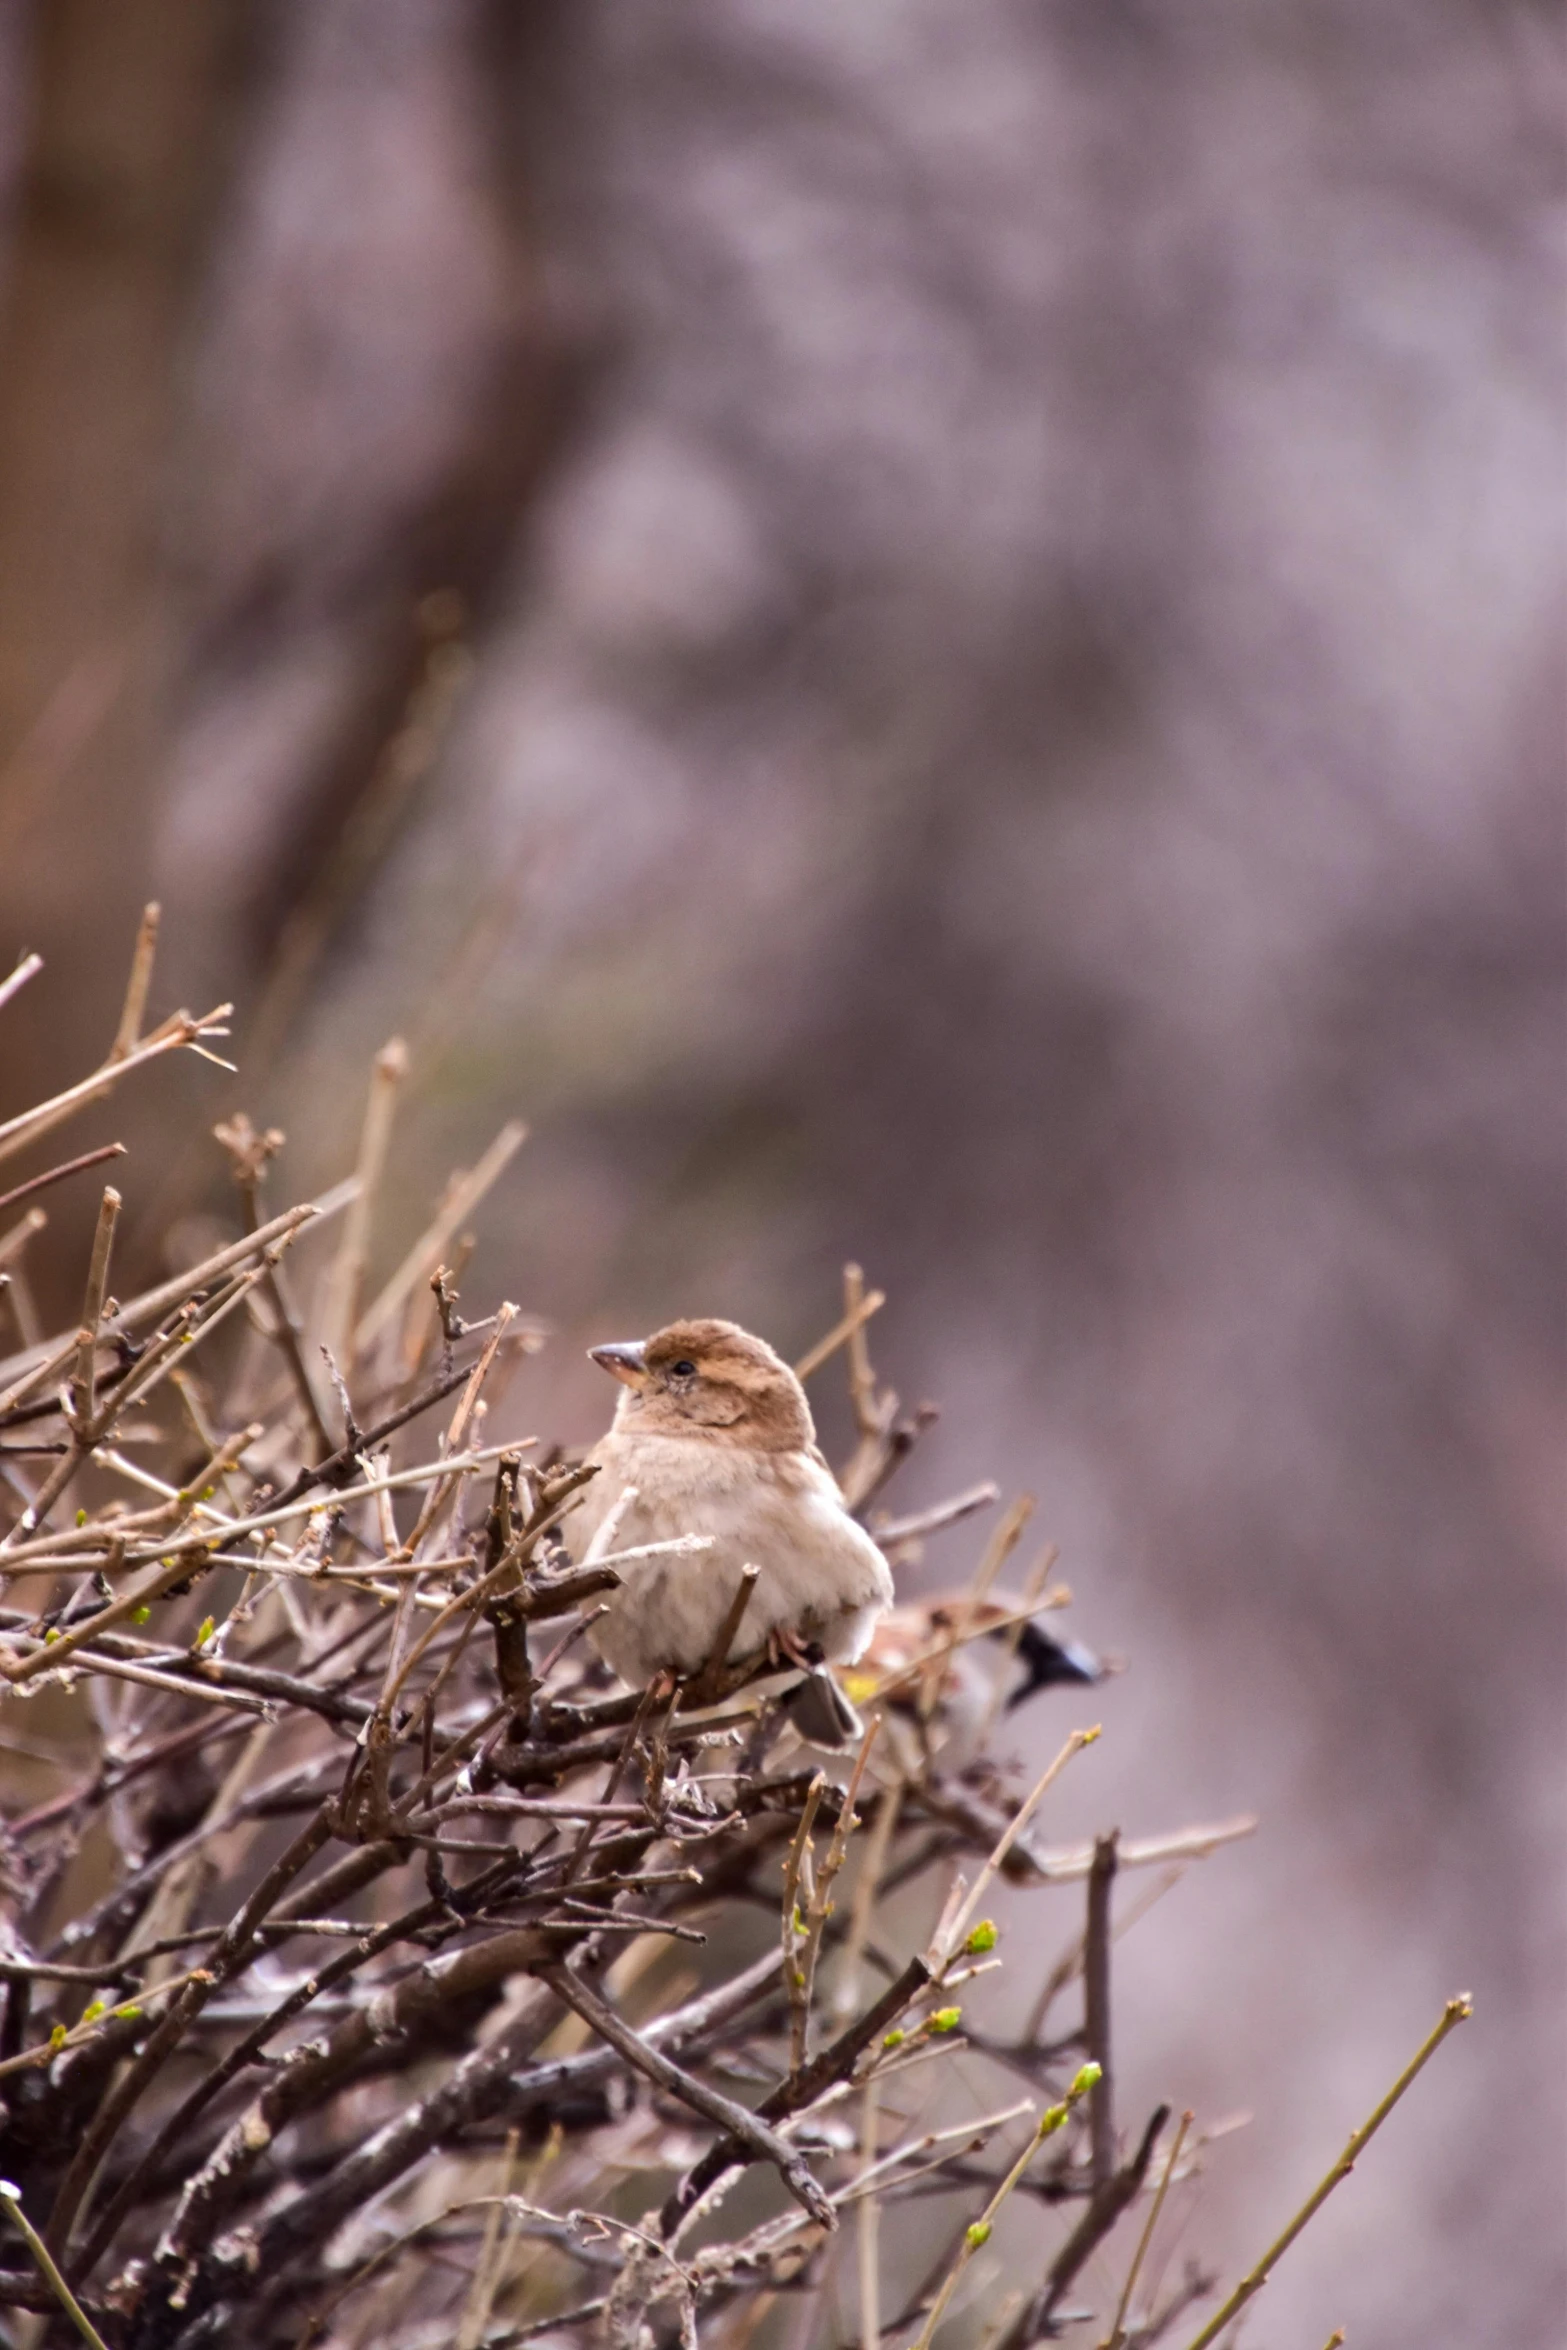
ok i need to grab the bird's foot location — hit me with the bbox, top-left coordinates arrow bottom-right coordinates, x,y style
769,1626 -> 825,1674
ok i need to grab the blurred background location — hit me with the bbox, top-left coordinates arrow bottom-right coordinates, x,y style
0,1 -> 1562,2339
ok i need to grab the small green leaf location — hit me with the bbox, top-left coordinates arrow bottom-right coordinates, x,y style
1038,2064 -> 1099,2139
48,2023 -> 67,2051
193,1616 -> 216,1649
881,2028 -> 906,2051
75,1509 -> 87,1527
964,1919 -> 998,1955
926,2006 -> 963,2035
131,1606 -> 151,1625
965,2220 -> 992,2250
81,2001 -> 106,2025
43,1628 -> 59,1644
112,2002 -> 142,2020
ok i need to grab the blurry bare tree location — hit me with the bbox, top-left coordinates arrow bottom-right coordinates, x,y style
0,0 -> 1560,2340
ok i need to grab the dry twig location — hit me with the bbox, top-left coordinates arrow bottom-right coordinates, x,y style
1180,1997 -> 1473,2350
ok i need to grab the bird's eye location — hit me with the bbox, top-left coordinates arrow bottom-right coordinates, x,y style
670,1359 -> 697,1378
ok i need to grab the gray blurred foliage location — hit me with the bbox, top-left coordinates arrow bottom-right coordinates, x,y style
0,0 -> 1562,2340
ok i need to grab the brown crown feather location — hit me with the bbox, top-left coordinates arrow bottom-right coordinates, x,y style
630,1317 -> 815,1450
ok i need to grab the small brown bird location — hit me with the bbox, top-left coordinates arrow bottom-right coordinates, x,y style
844,1596 -> 1107,1758
855,1598 -> 1106,1711
569,1317 -> 894,1733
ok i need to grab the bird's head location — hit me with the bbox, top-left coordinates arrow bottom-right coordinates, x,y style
588,1317 -> 814,1452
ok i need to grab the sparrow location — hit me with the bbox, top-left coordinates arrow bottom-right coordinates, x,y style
568,1317 -> 895,1738
842,1596 -> 1108,1760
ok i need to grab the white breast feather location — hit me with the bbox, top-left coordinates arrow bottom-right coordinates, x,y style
570,1434 -> 893,1686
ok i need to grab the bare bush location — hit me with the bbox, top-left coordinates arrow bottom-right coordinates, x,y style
0,926 -> 1465,2350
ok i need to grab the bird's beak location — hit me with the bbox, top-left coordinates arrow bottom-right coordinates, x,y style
588,1339 -> 648,1389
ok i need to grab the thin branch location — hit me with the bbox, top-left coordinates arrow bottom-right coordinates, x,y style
321,1036 -> 408,1369
1101,2110 -> 1191,2350
794,1284 -> 887,1384
0,1435 -> 522,1578
782,1773 -> 827,2071
0,2181 -> 108,2349
110,902 -> 160,1061
0,952 -> 44,1018
68,1185 -> 121,1433
69,1854 -> 537,2284
1180,1996 -> 1474,2350
222,1943 -> 789,2309
870,1483 -> 1000,1550
834,1776 -> 904,2024
988,2101 -> 1171,2349
18,1649 -> 272,1716
0,1145 -> 127,1222
934,1726 -> 1101,1965
0,1002 -> 234,1171
1027,1817 -> 1257,1887
539,1963 -> 834,2230
792,1720 -> 879,2074
0,1186 -> 352,1419
915,1491 -> 1032,1727
216,1116 -> 335,1457
687,1563 -> 760,1702
47,1805 -> 336,2258
266,1356 -> 481,1510
841,1263 -> 882,1438
908,2064 -> 1102,2350
356,1118 -> 527,1352
661,1954 -> 933,2241
1085,1832 -> 1118,2189
858,2075 -> 882,2350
